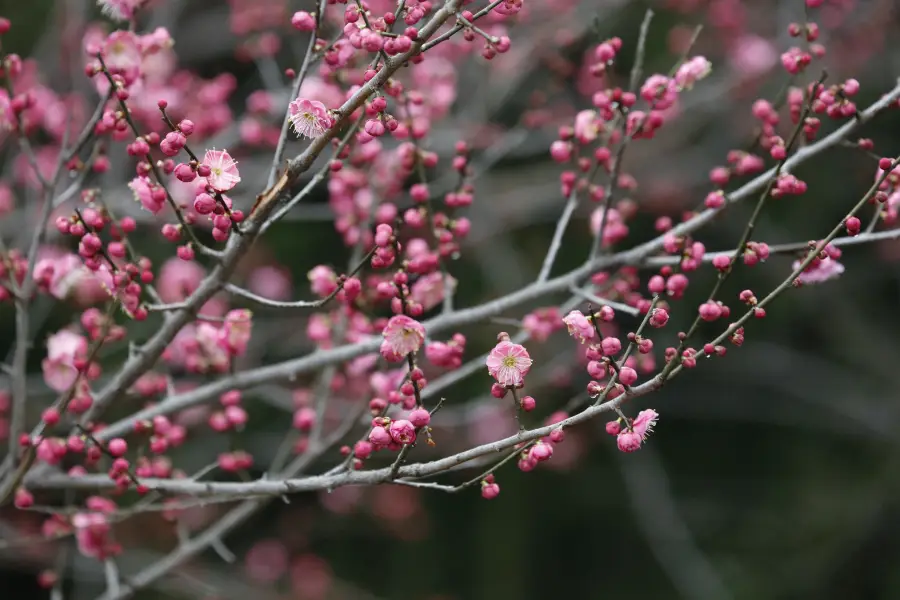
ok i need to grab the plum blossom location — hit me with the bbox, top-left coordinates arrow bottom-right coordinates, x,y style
0,89 -> 13,131
617,409 -> 659,453
562,310 -> 595,344
729,35 -> 778,79
42,330 -> 88,392
202,149 -> 241,192
425,335 -> 465,369
674,56 -> 712,90
157,257 -> 205,303
308,265 -> 338,297
522,307 -> 563,342
793,256 -> 845,284
573,110 -> 601,143
34,253 -> 91,300
194,323 -> 232,373
71,497 -> 120,559
219,309 -> 253,356
632,409 -> 658,438
101,30 -> 143,85
389,419 -> 417,445
410,272 -> 457,312
486,340 -> 533,388
97,0 -> 143,21
380,315 -> 426,362
289,98 -> 333,139
129,176 -> 164,214
640,74 -> 678,110
793,243 -> 845,285
589,206 -> 629,246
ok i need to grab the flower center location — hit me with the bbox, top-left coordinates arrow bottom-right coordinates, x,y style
502,356 -> 517,368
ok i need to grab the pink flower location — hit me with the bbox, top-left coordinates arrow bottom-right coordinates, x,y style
573,110 -> 600,143
425,336 -> 465,369
389,419 -> 417,445
380,315 -> 426,362
632,409 -> 658,439
193,323 -> 231,373
34,254 -> 90,300
202,149 -> 241,192
369,426 -> 391,447
42,330 -> 88,392
0,89 -> 13,131
729,35 -> 778,79
219,309 -> 253,356
410,272 -> 456,312
640,74 -> 678,110
617,431 -> 643,452
481,482 -> 500,499
562,310 -> 595,344
128,176 -> 164,214
674,56 -> 711,90
289,98 -> 333,139
589,207 -> 629,246
297,77 -> 344,109
72,498 -> 121,560
101,31 -> 142,85
793,256 -> 845,285
486,341 -> 533,387
138,26 -> 174,54
616,409 -> 659,453
157,257 -> 205,303
308,265 -> 338,297
521,307 -> 563,342
291,11 -> 316,31
97,0 -> 143,21
248,266 -> 292,301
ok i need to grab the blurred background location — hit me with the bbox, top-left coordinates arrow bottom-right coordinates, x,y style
2,0 -> 900,598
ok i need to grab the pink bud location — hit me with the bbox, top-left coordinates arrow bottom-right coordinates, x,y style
291,11 -> 316,31
408,408 -> 430,428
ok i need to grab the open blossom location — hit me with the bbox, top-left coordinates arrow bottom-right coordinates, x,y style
101,30 -> 143,85
72,496 -> 120,559
34,253 -> 90,300
308,265 -> 338,297
794,256 -> 844,284
675,56 -> 712,90
562,310 -> 595,344
410,272 -> 457,312
42,330 -> 88,392
380,315 -> 426,362
289,98 -> 333,139
589,207 -> 629,246
522,307 -> 563,342
97,0 -> 143,21
794,243 -> 844,285
194,323 -> 231,373
219,309 -> 253,356
632,409 -> 658,439
573,110 -> 601,143
0,89 -> 13,131
640,74 -> 678,110
425,334 -> 465,369
617,409 -> 659,453
486,341 -> 533,387
202,149 -> 241,192
129,176 -> 164,214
